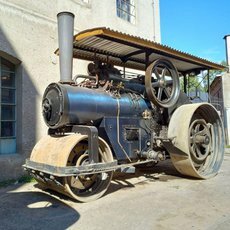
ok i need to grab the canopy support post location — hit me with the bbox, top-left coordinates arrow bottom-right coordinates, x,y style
207,69 -> 210,102
145,51 -> 150,70
183,74 -> 187,94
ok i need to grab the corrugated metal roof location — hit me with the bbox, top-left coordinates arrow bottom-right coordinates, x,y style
63,27 -> 225,73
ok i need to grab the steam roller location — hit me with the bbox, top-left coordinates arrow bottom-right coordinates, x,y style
24,11 -> 225,202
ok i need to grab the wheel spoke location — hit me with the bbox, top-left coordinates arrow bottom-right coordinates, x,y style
196,147 -> 204,159
191,144 -> 197,156
190,127 -> 195,136
99,148 -> 107,162
196,128 -> 207,136
161,67 -> 167,80
201,143 -> 208,148
163,88 -> 171,98
153,69 -> 161,80
157,87 -> 163,99
195,124 -> 201,133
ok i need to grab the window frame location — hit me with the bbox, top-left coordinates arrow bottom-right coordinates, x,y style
0,57 -> 17,154
116,0 -> 136,24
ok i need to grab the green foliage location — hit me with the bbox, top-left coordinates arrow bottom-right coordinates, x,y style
18,175 -> 35,183
0,175 -> 35,188
189,76 -> 204,92
203,60 -> 227,92
181,60 -> 227,93
180,75 -> 205,92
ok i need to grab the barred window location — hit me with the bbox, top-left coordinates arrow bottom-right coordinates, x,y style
116,0 -> 136,24
0,57 -> 16,154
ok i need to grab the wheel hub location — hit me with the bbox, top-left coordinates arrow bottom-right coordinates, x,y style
70,153 -> 97,190
189,119 -> 211,162
159,79 -> 166,88
194,134 -> 210,145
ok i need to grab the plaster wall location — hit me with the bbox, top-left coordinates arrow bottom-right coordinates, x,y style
222,73 -> 230,144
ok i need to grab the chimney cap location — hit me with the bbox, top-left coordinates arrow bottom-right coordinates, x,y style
223,34 -> 230,39
57,12 -> 75,18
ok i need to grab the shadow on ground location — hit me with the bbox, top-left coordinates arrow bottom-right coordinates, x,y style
36,159 -> 182,202
106,159 -> 185,196
0,190 -> 80,230
39,159 -> 190,202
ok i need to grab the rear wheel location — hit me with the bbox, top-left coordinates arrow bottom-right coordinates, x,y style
168,103 -> 224,179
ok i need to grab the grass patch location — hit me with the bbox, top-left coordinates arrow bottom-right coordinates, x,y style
0,175 -> 35,189
18,175 -> 35,183
226,145 -> 230,148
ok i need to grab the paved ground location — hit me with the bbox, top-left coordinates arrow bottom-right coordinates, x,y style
1,153 -> 230,230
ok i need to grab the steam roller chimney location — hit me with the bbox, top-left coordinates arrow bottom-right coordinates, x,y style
224,35 -> 230,72
57,12 -> 75,83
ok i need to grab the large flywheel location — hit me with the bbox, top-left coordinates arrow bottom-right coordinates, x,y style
145,59 -> 180,108
167,103 -> 225,179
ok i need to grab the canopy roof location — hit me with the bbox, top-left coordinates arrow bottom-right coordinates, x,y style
59,27 -> 225,73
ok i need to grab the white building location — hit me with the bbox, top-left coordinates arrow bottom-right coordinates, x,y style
0,0 -> 161,180
223,35 -> 230,145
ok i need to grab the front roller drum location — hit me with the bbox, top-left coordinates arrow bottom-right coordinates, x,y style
168,103 -> 224,179
29,134 -> 114,202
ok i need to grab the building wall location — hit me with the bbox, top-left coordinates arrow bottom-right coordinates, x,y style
0,0 -> 161,180
210,76 -> 224,118
222,73 -> 230,145
210,73 -> 230,145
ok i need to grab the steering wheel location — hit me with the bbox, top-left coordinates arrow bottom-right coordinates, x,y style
145,59 -> 180,108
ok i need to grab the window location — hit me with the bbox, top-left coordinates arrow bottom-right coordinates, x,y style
116,0 -> 136,24
0,57 -> 16,154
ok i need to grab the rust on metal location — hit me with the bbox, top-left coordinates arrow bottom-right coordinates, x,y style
55,27 -> 225,72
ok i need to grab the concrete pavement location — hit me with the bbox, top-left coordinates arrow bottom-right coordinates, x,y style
0,154 -> 230,230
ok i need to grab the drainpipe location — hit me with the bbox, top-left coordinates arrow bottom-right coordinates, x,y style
223,35 -> 230,145
223,35 -> 230,72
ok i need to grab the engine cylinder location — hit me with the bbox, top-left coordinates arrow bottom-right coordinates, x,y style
42,83 -> 150,128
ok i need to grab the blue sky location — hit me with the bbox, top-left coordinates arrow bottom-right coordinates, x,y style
160,0 -> 230,64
